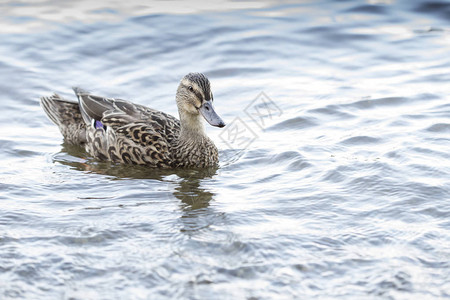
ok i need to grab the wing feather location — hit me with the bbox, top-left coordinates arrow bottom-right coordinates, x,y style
71,88 -> 180,167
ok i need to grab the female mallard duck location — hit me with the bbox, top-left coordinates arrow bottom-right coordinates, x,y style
41,73 -> 225,168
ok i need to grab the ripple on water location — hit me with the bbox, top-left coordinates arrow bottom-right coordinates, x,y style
345,97 -> 408,110
345,4 -> 390,15
425,123 -> 450,133
308,106 -> 356,120
413,1 -> 450,20
339,135 -> 381,145
267,116 -> 318,131
321,165 -> 350,183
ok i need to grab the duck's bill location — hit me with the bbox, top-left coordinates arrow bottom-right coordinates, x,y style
199,101 -> 226,128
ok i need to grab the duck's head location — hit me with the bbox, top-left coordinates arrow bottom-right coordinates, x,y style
176,73 -> 225,128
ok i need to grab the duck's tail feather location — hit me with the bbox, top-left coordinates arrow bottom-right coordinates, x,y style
41,94 -> 82,124
40,94 -> 87,145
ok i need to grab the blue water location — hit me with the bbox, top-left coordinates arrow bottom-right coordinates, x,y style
0,1 -> 449,299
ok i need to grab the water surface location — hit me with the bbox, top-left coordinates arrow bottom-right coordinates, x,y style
0,0 -> 449,299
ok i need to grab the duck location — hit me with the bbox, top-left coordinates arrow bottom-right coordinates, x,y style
40,73 -> 226,168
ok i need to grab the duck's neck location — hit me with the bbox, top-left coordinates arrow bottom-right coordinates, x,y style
178,110 -> 207,141
174,111 -> 218,168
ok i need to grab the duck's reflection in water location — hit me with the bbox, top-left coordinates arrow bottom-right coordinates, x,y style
171,167 -> 217,210
55,143 -> 218,211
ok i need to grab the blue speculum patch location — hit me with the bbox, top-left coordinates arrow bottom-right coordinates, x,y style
95,120 -> 104,129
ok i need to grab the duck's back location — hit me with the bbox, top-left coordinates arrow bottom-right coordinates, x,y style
41,90 -> 181,168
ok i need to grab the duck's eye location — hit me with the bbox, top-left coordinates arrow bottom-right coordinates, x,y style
188,86 -> 193,92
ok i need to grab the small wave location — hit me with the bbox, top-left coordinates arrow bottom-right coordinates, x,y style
425,123 -> 450,133
414,1 -> 450,20
344,4 -> 389,15
346,97 -> 407,110
340,135 -> 380,145
266,116 -> 317,131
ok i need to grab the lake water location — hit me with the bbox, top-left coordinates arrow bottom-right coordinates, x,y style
0,0 -> 449,299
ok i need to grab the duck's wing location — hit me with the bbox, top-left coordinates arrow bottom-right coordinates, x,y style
73,87 -> 180,167
73,87 -> 179,131
73,87 -> 143,127
73,87 -> 180,128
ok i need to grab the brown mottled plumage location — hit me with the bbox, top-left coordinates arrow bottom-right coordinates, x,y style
40,73 -> 225,168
